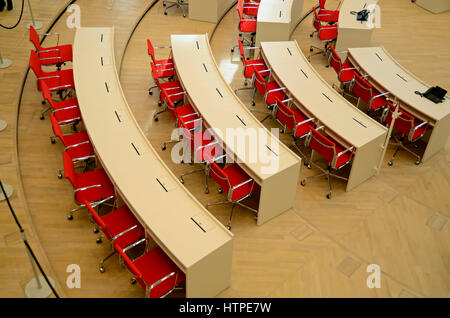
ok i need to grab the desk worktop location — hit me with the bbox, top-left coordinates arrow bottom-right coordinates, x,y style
338,0 -> 379,30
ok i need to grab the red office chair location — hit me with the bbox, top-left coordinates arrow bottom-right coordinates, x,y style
308,7 -> 338,62
234,40 -> 268,94
316,0 -> 340,23
41,81 -> 81,128
243,0 -> 260,16
327,45 -> 358,94
160,88 -> 199,150
273,97 -> 315,159
252,70 -> 287,111
147,39 -> 175,95
150,62 -> 184,115
206,154 -> 259,230
62,151 -> 115,220
300,127 -> 354,198
351,73 -> 390,114
231,0 -> 257,53
178,115 -> 222,194
50,113 -> 95,179
85,200 -> 145,273
29,25 -> 72,70
29,50 -> 75,102
381,103 -> 428,166
116,239 -> 185,298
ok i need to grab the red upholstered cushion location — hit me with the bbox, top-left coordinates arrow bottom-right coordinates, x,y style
38,68 -> 75,92
333,143 -> 353,168
318,26 -> 338,41
102,205 -> 145,247
53,105 -> 81,125
239,20 -> 257,33
265,81 -> 287,105
133,247 -> 185,298
243,6 -> 259,16
175,104 -> 198,128
74,169 -> 115,204
293,109 -> 313,137
244,59 -> 267,79
62,131 -> 95,160
223,164 -> 256,201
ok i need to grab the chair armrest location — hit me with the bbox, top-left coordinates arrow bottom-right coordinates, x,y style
414,121 -> 428,130
341,67 -> 358,72
52,105 -> 79,112
243,46 -> 260,50
156,67 -> 175,72
123,237 -> 147,254
74,184 -> 103,194
247,63 -> 265,67
65,140 -> 90,150
57,117 -> 81,125
38,75 -> 61,80
38,48 -> 61,53
154,45 -> 172,49
167,91 -> 185,98
40,56 -> 63,61
155,62 -> 174,66
149,271 -> 177,292
240,18 -> 257,22
196,140 -> 219,151
336,146 -> 355,158
372,91 -> 390,99
179,112 -> 199,119
111,225 -> 139,245
232,178 -> 254,191
267,87 -> 286,94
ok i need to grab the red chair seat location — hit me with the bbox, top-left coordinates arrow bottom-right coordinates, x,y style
133,247 -> 185,298
63,131 -> 95,160
154,58 -> 174,67
318,9 -> 339,22
239,20 -> 257,33
223,164 -> 255,201
371,95 -> 388,110
102,206 -> 144,248
318,26 -> 338,41
74,169 -> 115,204
194,132 -> 218,162
244,59 -> 267,79
333,143 -> 353,168
155,66 -> 175,79
53,106 -> 81,124
51,97 -> 78,110
38,68 -> 74,91
339,69 -> 356,83
174,104 -> 198,128
38,44 -> 73,66
244,6 -> 259,16
265,81 -> 287,105
293,109 -> 314,137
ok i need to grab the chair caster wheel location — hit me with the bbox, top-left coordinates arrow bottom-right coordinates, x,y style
205,189 -> 209,194
218,188 -> 223,194
231,48 -> 234,53
154,117 -> 158,122
326,64 -> 330,68
227,225 -> 231,231
67,215 -> 73,220
57,173 -> 62,179
310,34 -> 313,38
163,2 -> 166,6
388,161 -> 393,166
326,193 -> 331,199
93,228 -> 99,234
162,144 -> 166,151
96,238 -> 102,244
99,267 -> 105,273
164,12 -> 168,15
300,180 -> 306,186
244,82 -> 248,86
149,91 -> 152,95
51,139 -> 56,144
180,178 -> 184,184
42,101 -> 46,105
307,164 -> 311,169
310,48 -> 313,52
280,129 -> 284,134
130,278 -> 136,285
40,115 -> 44,120
252,102 -> 255,106
415,159 -> 420,165
158,101 -> 162,106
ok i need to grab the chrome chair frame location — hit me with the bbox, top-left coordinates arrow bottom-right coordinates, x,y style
163,0 -> 188,18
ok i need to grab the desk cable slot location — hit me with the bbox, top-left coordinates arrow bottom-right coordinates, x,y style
131,142 -> 140,156
216,88 -> 223,98
353,117 -> 367,128
190,217 -> 206,233
322,92 -> 333,103
279,11 -> 282,18
203,63 -> 208,73
266,145 -> 279,157
105,82 -> 109,93
287,48 -> 292,56
196,41 -> 199,50
375,53 -> 383,61
114,111 -> 121,122
100,33 -> 103,43
396,73 -> 407,82
156,178 -> 168,193
236,114 -> 246,126
300,69 -> 308,78
101,56 -> 104,66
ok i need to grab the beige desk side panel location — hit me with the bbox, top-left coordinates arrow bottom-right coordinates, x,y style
189,0 -> 236,23
290,0 -> 304,33
335,28 -> 374,53
347,133 -> 385,191
422,113 -> 450,162
415,0 -> 450,14
186,239 -> 234,297
258,161 -> 301,225
256,21 -> 291,46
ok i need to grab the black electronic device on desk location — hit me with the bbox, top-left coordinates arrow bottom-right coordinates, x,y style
350,9 -> 370,23
415,86 -> 447,104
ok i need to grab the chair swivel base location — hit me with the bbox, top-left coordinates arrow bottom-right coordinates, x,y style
163,0 -> 188,17
300,163 -> 348,199
387,137 -> 422,166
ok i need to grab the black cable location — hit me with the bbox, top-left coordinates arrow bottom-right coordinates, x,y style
0,0 -> 25,29
0,179 -> 60,298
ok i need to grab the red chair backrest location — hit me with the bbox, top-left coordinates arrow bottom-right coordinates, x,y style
312,7 -> 321,32
150,62 -> 162,87
84,200 -> 107,231
29,25 -> 43,52
179,115 -> 202,152
208,157 -> 231,196
385,104 -> 417,138
352,73 -> 373,104
237,0 -> 244,20
49,113 -> 66,145
328,45 -> 342,76
29,50 -> 44,78
308,129 -> 336,164
115,245 -> 145,287
238,40 -> 247,68
319,0 -> 326,10
147,39 -> 156,63
274,98 -> 296,132
160,89 -> 177,122
254,71 -> 267,96
62,150 -> 77,188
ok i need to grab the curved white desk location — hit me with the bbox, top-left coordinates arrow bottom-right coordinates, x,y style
255,0 -> 304,46
347,46 -> 450,162
261,41 -> 387,190
73,27 -> 233,298
171,34 -> 301,226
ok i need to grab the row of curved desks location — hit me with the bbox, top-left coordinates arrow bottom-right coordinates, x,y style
260,41 -> 388,191
170,34 -> 301,225
73,27 -> 233,298
347,46 -> 450,162
255,0 -> 304,45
